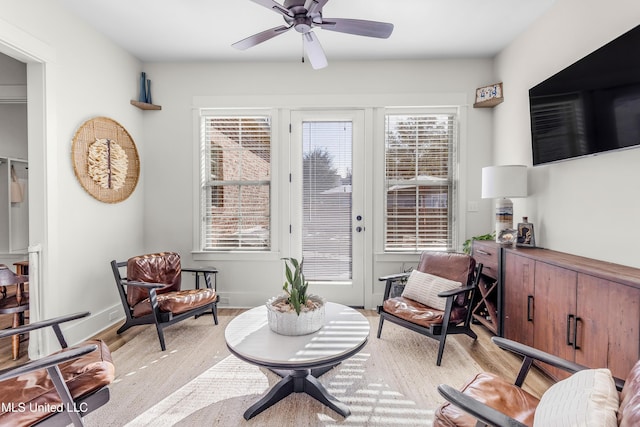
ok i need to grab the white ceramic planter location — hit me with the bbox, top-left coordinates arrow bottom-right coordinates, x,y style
266,294 -> 326,336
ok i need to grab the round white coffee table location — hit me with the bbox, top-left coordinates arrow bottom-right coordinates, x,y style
225,302 -> 370,420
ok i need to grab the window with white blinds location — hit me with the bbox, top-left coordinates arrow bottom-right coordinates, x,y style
384,113 -> 456,252
200,115 -> 271,251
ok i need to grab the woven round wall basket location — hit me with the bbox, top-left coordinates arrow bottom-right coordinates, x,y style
71,117 -> 140,203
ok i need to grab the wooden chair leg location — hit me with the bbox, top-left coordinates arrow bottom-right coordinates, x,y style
155,324 -> 166,351
376,316 -> 385,338
436,334 -> 448,367
11,312 -> 22,360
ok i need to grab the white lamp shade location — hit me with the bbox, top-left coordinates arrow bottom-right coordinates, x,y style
481,165 -> 527,199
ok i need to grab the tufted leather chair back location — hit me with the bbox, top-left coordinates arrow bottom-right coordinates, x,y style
416,252 -> 477,306
126,252 -> 182,308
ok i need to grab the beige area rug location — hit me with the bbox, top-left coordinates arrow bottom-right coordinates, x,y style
84,311 -> 482,427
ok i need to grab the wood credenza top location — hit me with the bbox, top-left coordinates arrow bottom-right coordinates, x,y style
504,245 -> 640,290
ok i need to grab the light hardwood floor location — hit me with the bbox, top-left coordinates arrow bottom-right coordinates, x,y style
0,308 -> 554,398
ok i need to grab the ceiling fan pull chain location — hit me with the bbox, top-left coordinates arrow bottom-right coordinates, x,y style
301,34 -> 305,63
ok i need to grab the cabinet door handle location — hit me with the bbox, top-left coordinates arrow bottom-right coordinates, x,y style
566,314 -> 575,346
526,295 -> 534,322
476,249 -> 491,256
574,316 -> 581,350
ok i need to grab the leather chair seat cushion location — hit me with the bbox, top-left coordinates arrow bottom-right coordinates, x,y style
0,339 -> 115,427
434,372 -> 539,427
132,288 -> 217,318
382,296 -> 467,327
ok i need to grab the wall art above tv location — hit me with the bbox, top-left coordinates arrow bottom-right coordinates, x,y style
529,24 -> 640,165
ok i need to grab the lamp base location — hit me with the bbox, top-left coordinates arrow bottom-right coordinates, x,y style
495,198 -> 513,242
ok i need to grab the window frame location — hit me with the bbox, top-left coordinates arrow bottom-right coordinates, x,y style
197,108 -> 276,253
383,108 -> 459,253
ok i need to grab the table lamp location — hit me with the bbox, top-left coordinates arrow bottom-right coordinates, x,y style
481,165 -> 527,241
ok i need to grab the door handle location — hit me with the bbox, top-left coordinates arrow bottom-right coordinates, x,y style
573,316 -> 581,350
526,295 -> 534,322
355,226 -> 364,232
566,314 -> 575,346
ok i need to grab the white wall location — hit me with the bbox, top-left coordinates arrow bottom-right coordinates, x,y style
0,0 -> 146,350
142,59 -> 495,309
494,0 -> 640,267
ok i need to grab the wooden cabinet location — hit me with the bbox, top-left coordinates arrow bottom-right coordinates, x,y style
471,240 -> 502,335
502,252 -> 535,346
575,274 -> 640,378
531,261 -> 577,379
503,247 -> 640,380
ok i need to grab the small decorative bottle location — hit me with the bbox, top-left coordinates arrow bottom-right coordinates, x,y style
146,79 -> 152,104
138,72 -> 147,103
516,216 -> 535,247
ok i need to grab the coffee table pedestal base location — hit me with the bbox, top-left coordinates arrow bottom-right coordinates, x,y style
243,368 -> 350,420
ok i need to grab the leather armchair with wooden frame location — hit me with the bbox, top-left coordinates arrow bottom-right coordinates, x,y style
0,312 -> 114,427
435,336 -> 640,426
110,251 -> 219,351
376,251 -> 482,366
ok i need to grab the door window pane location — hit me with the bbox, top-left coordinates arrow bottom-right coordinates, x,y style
302,121 -> 352,280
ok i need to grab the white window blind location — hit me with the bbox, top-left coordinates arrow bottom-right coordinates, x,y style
200,115 -> 271,250
302,121 -> 352,280
384,113 -> 456,251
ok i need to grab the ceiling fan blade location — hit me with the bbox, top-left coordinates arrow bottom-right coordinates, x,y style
303,31 -> 328,70
304,0 -> 329,16
249,0 -> 293,18
232,25 -> 292,50
318,18 -> 394,39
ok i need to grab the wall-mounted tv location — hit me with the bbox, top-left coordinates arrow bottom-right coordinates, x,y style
529,24 -> 640,165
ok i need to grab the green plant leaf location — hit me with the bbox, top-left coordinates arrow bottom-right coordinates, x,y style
280,256 -> 309,315
284,262 -> 293,285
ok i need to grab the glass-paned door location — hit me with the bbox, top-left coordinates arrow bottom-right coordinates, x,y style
290,110 -> 365,306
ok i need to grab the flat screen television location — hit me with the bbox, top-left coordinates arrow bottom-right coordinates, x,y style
529,24 -> 640,165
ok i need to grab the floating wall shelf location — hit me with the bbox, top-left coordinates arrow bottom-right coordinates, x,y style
130,100 -> 161,110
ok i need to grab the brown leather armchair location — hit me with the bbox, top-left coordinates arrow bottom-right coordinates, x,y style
0,312 -> 114,427
110,252 -> 219,351
376,252 -> 482,366
436,336 -> 640,426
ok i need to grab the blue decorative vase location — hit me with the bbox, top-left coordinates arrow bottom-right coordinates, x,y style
138,72 -> 147,102
146,79 -> 152,104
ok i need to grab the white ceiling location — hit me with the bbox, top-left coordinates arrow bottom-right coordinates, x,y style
59,0 -> 556,63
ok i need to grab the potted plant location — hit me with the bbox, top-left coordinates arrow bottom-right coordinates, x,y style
462,231 -> 495,254
266,257 -> 325,336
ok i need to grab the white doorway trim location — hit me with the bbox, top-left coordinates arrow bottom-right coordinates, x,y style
0,17 -> 57,358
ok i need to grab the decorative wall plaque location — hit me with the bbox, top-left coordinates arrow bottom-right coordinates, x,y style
474,82 -> 504,108
72,117 -> 140,203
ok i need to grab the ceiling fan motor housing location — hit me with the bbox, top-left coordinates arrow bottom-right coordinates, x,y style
282,1 -> 319,33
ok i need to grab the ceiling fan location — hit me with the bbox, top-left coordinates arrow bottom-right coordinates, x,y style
232,0 -> 394,69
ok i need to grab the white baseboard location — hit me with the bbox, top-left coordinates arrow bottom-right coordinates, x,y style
61,303 -> 124,348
